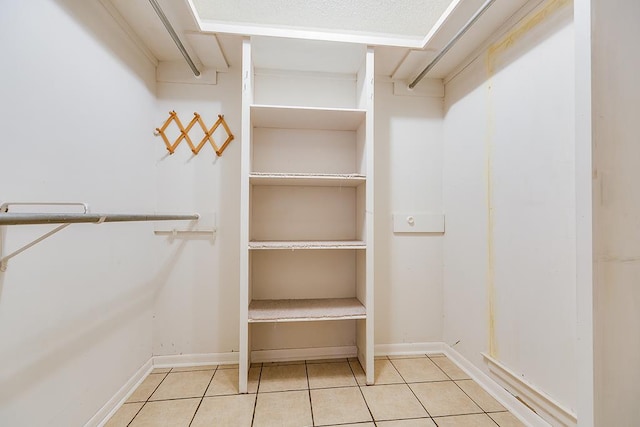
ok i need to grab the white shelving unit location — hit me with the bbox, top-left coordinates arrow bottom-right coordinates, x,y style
239,36 -> 375,392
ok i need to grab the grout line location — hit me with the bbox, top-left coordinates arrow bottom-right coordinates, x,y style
187,366 -> 217,426
250,365 -> 262,427
126,370 -> 171,426
304,360 -> 315,426
347,359 -> 375,425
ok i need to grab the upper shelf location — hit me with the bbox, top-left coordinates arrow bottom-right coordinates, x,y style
249,173 -> 366,187
251,105 -> 366,131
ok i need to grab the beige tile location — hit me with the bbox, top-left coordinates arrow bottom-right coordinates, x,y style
307,358 -> 348,364
126,373 -> 166,403
248,366 -> 261,393
360,384 -> 428,421
251,362 -> 263,368
350,360 -> 367,385
489,411 -> 527,427
391,358 -> 449,383
377,419 -> 437,426
310,387 -> 372,425
149,370 -> 214,400
253,390 -> 312,427
388,355 -> 427,360
427,353 -> 446,358
151,368 -> 171,374
129,398 -> 200,427
170,365 -> 218,373
259,363 -> 308,392
410,382 -> 482,417
262,360 -> 306,366
456,379 -> 505,412
104,403 -> 143,427
373,359 -> 404,384
431,357 -> 470,380
217,363 -> 239,370
191,394 -> 256,427
433,413 -> 498,427
328,424 -> 375,427
204,367 -> 260,395
307,362 -> 357,389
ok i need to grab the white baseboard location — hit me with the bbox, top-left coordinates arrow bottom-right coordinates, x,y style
251,345 -> 357,363
153,352 -> 239,368
85,358 -> 153,427
375,342 -> 447,356
442,347 -> 551,427
482,353 -> 577,427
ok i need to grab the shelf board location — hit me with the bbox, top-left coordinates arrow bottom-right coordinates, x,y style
251,104 -> 366,130
250,173 -> 366,187
249,240 -> 366,250
248,298 -> 366,323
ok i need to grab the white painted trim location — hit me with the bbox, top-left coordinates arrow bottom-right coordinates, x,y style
375,342 -> 447,356
251,346 -> 357,363
85,358 -> 153,427
152,352 -> 239,368
482,353 -> 575,426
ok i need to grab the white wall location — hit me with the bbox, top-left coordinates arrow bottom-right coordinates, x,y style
592,1 -> 640,424
152,64 -> 242,356
374,80 -> 443,346
0,0 -> 157,425
442,1 -> 577,414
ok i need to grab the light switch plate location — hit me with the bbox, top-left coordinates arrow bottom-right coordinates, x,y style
393,213 -> 445,233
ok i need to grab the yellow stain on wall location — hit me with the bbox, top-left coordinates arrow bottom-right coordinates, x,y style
484,0 -> 571,358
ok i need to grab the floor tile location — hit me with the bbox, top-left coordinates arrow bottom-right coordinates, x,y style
307,358 -> 348,364
432,413 -> 498,427
391,358 -> 449,383
373,359 -> 405,384
377,419 -> 437,426
310,387 -> 372,426
149,370 -> 214,400
262,360 -> 306,366
191,394 -> 256,427
388,355 -> 427,360
151,368 -> 171,374
104,402 -> 143,427
360,384 -> 428,421
430,357 -> 470,380
205,367 -> 260,395
410,382 -> 482,417
325,424 -> 374,427
259,363 -> 308,392
128,398 -> 200,427
253,390 -> 312,427
489,411 -> 527,427
171,365 -> 218,373
307,362 -> 357,389
455,379 -> 505,412
350,360 -> 367,385
126,373 -> 166,403
217,363 -> 239,370
427,353 -> 446,358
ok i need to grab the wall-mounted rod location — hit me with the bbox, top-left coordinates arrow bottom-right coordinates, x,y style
148,0 -> 201,77
0,213 -> 199,226
409,0 -> 497,89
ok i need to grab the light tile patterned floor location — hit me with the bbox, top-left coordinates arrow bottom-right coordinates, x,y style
105,355 -> 526,427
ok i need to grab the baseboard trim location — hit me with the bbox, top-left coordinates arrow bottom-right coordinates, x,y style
85,358 -> 152,427
482,353 -> 577,427
251,346 -> 357,363
443,348 -> 551,427
375,342 -> 447,356
153,352 -> 239,368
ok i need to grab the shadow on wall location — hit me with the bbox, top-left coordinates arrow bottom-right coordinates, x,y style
0,240 -> 188,406
53,0 -> 156,94
444,0 -> 573,113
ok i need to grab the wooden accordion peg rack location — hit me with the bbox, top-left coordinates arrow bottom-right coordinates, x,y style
155,111 -> 235,156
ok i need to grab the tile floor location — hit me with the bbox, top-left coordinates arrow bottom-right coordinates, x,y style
105,354 -> 526,427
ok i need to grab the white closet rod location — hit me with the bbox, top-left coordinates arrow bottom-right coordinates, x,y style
148,0 -> 201,77
0,212 -> 199,226
409,0 -> 497,88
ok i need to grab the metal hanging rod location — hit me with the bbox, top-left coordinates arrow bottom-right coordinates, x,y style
0,213 -> 199,226
148,0 -> 201,77
409,0 -> 497,89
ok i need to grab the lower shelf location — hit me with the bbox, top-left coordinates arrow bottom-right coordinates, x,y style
248,298 -> 366,323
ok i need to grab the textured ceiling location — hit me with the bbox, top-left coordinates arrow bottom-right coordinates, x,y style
191,0 -> 454,38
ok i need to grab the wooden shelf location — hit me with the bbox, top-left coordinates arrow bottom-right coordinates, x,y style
248,298 -> 366,323
251,105 -> 366,130
249,240 -> 366,250
250,173 -> 366,187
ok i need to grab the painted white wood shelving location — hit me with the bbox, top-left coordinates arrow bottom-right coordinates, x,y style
239,36 -> 375,392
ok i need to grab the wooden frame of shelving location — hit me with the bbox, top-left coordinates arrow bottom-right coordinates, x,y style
239,37 -> 374,393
